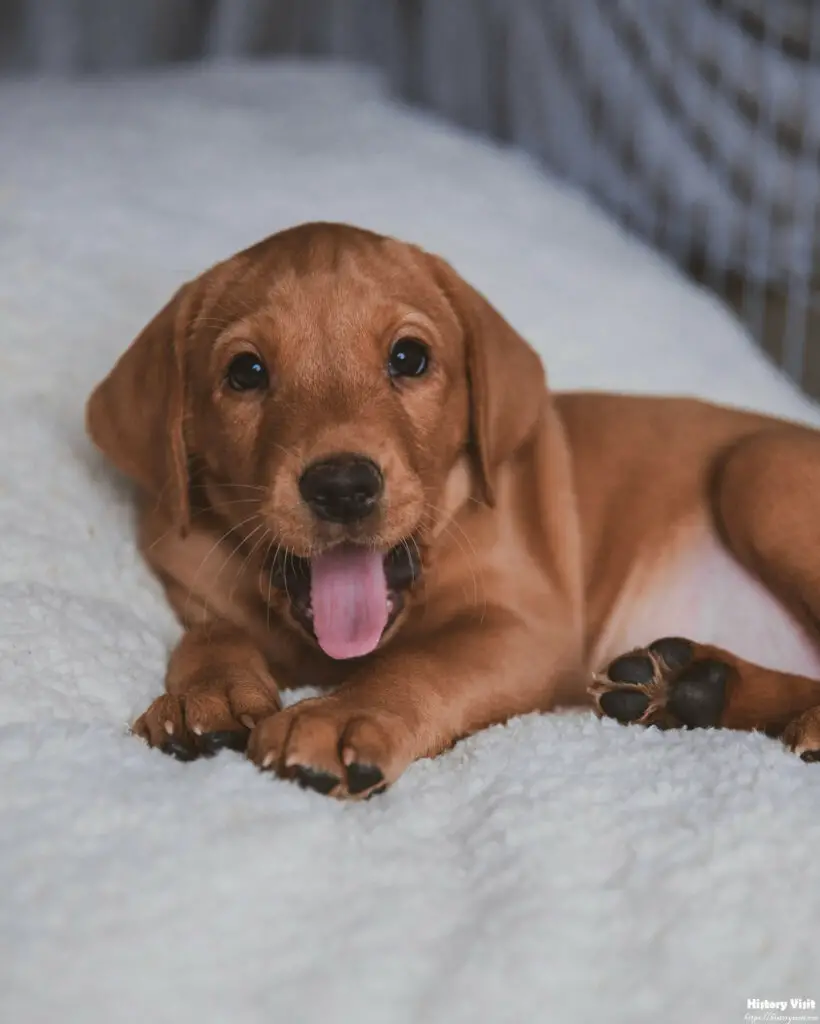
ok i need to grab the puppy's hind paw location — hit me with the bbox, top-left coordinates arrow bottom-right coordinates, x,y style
781,706 -> 820,762
589,637 -> 730,730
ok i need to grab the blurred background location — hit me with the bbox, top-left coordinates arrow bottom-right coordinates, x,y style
2,0 -> 819,396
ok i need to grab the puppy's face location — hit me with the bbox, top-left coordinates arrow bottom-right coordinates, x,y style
191,228 -> 468,556
87,223 -> 545,659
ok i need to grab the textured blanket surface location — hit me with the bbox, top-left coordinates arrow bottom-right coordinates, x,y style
1,64 -> 819,1024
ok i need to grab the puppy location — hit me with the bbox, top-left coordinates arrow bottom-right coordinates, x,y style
86,221 -> 820,798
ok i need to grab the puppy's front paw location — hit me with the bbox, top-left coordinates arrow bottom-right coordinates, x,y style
247,696 -> 411,799
589,637 -> 730,730
132,675 -> 281,761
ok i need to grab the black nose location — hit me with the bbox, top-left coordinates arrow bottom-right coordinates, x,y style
299,454 -> 384,524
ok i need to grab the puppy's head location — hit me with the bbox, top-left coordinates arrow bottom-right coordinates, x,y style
87,223 -> 545,658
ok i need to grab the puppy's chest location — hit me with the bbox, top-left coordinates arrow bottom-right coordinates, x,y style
592,528 -> 820,678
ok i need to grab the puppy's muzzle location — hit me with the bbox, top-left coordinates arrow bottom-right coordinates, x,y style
299,453 -> 383,524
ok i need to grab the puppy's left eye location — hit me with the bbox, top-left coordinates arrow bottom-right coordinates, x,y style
226,352 -> 269,392
388,338 -> 430,379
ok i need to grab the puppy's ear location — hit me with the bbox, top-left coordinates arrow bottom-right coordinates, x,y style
428,255 -> 546,505
86,284 -> 193,533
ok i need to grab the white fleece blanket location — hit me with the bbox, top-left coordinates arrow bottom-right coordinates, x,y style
2,64 -> 820,1024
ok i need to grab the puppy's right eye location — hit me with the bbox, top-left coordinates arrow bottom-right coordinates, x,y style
226,352 -> 269,392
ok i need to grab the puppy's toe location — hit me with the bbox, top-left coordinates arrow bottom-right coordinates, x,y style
648,637 -> 694,672
339,715 -> 408,794
225,676 -> 281,726
597,689 -> 651,723
281,708 -> 346,786
132,694 -> 197,759
247,708 -> 295,772
606,654 -> 656,685
667,659 -> 729,728
782,706 -> 820,762
184,690 -> 246,742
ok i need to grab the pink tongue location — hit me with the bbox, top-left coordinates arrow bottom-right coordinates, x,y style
310,546 -> 389,659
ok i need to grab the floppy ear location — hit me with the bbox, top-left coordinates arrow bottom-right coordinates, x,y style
85,284 -> 193,533
428,255 -> 547,505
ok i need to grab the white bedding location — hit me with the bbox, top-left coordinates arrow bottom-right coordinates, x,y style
2,63 -> 819,1024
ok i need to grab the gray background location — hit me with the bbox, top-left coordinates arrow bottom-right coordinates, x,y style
3,0 -> 820,394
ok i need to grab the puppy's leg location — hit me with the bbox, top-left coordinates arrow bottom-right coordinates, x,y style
133,510 -> 283,759
132,624 -> 281,760
247,608 -> 581,799
593,425 -> 820,760
590,637 -> 820,759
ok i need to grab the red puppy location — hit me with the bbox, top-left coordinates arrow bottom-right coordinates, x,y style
86,222 -> 820,798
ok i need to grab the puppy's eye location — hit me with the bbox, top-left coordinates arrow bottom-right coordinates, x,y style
226,352 -> 269,392
388,338 -> 430,379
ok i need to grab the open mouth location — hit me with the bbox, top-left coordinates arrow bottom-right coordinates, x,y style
267,541 -> 421,660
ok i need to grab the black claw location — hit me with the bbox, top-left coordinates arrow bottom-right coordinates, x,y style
365,783 -> 388,800
197,730 -> 248,756
800,749 -> 820,763
598,689 -> 650,723
293,765 -> 341,795
648,637 -> 694,672
161,739 -> 199,762
606,654 -> 655,685
346,762 -> 384,795
668,659 -> 728,728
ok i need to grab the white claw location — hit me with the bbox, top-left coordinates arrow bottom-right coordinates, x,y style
261,752 -> 275,769
191,725 -> 203,736
163,720 -> 175,736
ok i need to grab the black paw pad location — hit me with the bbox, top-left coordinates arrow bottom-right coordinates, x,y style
293,766 -> 340,795
800,749 -> 820,763
197,730 -> 248,756
648,637 -> 694,672
161,739 -> 199,762
346,762 -> 384,795
668,659 -> 728,728
598,689 -> 650,723
606,654 -> 655,685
